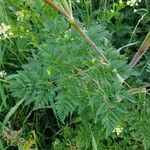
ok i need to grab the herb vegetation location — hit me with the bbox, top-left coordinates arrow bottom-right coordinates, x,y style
0,0 -> 150,149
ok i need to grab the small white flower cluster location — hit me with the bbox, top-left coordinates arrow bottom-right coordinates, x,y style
0,23 -> 13,40
0,70 -> 7,78
126,0 -> 142,7
119,0 -> 123,4
16,11 -> 25,21
126,0 -> 142,12
113,126 -> 123,136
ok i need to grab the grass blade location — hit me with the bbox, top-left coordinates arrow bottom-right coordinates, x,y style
3,98 -> 25,125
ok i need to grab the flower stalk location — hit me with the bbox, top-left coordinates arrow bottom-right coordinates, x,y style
43,0 -> 126,84
43,0 -> 109,63
129,31 -> 150,68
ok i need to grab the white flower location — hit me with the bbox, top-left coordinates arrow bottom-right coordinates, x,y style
0,23 -> 13,40
126,0 -> 140,7
130,3 -> 134,6
113,126 -> 123,136
3,34 -> 8,38
16,11 -> 25,21
119,0 -> 123,4
8,32 -> 13,36
0,23 -> 8,34
0,70 -> 7,78
126,1 -> 131,5
7,25 -> 11,30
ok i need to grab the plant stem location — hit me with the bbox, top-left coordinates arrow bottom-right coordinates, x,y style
43,0 -> 109,63
126,13 -> 147,51
129,31 -> 150,68
43,0 -> 126,83
44,0 -> 71,20
71,20 -> 109,63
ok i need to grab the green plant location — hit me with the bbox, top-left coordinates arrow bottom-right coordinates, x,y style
0,0 -> 149,149
4,15 -> 149,150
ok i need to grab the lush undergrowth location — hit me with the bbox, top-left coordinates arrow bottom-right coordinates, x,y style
0,0 -> 150,150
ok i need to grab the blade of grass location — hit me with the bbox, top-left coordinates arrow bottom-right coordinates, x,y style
3,98 -> 25,125
126,13 -> 147,52
117,42 -> 139,53
0,83 -> 7,110
89,124 -> 97,150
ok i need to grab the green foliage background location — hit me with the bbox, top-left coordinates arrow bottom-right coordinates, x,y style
0,0 -> 150,149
